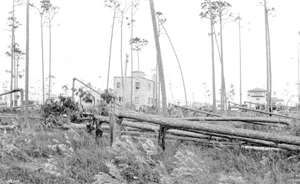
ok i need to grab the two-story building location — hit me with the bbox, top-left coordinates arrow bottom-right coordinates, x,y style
247,88 -> 267,108
114,71 -> 155,110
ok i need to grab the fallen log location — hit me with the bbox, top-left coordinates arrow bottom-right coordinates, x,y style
171,104 -> 222,117
63,116 -> 297,150
113,110 -> 300,150
119,131 -> 238,147
228,102 -> 300,121
93,115 -> 232,141
171,105 -> 279,126
178,117 -> 292,127
241,145 -> 281,151
0,125 -> 17,131
63,120 -> 229,143
65,122 -> 236,147
0,115 -> 44,120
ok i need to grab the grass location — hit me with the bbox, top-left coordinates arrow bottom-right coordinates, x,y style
1,108 -> 300,183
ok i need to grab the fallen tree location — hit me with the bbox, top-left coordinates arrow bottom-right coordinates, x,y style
171,104 -> 222,117
111,110 -> 300,151
178,117 -> 292,127
64,117 -> 229,142
228,101 -> 300,121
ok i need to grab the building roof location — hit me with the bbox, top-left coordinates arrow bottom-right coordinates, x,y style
247,88 -> 267,93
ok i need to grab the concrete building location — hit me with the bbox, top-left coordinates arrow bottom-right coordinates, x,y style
246,88 -> 267,108
113,71 -> 155,110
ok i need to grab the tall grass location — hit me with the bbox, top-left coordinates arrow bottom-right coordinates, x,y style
1,119 -> 300,183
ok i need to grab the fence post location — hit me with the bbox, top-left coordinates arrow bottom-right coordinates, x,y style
109,113 -> 123,146
20,89 -> 24,113
158,125 -> 167,150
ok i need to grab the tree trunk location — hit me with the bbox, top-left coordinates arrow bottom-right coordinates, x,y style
25,0 -> 30,123
149,0 -> 168,150
298,44 -> 300,109
156,15 -> 188,107
41,15 -> 45,105
266,11 -> 272,112
173,104 -> 222,117
137,51 -> 140,71
219,2 -> 226,110
113,110 -> 300,149
238,15 -> 242,105
48,12 -> 52,99
178,117 -> 292,127
106,7 -> 117,92
209,0 -> 216,112
229,103 -> 300,121
10,0 -> 16,108
13,37 -> 17,106
149,0 -> 167,116
130,1 -> 134,110
120,12 -> 125,106
264,0 -> 270,113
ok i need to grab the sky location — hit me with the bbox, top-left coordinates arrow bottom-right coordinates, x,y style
1,0 -> 300,105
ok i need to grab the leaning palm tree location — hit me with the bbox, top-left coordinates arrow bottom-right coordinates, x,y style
149,0 -> 168,150
149,0 -> 167,116
156,11 -> 188,107
104,0 -> 119,94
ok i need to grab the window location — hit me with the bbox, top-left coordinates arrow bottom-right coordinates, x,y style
251,92 -> 265,97
119,97 -> 123,102
135,82 -> 140,90
256,98 -> 260,101
117,82 -> 120,88
148,83 -> 151,91
135,97 -> 139,104
148,97 -> 150,105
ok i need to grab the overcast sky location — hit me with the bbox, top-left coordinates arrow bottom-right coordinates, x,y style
1,0 -> 300,104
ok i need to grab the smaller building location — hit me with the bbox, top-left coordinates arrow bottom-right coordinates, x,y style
247,88 -> 267,108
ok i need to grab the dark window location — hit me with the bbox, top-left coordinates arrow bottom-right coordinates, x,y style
117,82 -> 120,88
135,82 -> 140,90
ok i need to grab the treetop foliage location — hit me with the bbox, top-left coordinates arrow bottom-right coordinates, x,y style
104,0 -> 121,9
100,89 -> 116,104
199,0 -> 232,24
129,37 -> 148,52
